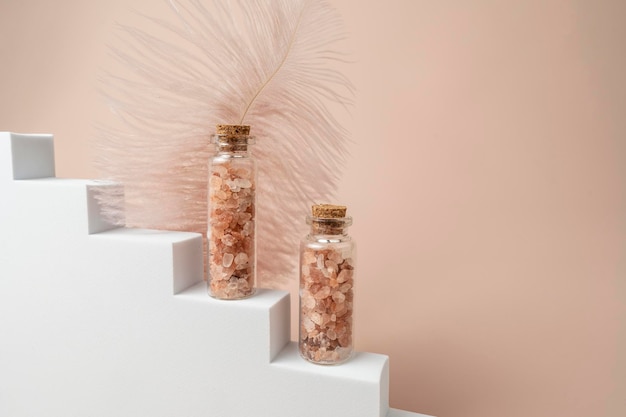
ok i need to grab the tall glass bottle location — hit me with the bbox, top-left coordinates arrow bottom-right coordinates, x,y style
299,204 -> 355,364
207,124 -> 256,300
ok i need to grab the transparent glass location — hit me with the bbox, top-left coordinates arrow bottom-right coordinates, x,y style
299,216 -> 355,364
207,134 -> 256,299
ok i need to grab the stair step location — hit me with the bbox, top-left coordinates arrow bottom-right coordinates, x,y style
0,132 -> 429,417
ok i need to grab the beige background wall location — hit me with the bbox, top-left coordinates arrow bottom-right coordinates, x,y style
1,1 -> 624,416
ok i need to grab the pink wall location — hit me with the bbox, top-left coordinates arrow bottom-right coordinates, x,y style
1,1 -> 624,416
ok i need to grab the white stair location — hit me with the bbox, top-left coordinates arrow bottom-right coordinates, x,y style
0,132 -> 430,417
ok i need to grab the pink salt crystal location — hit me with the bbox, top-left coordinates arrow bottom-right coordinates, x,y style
321,267 -> 330,278
337,269 -> 350,283
304,294 -> 316,309
325,259 -> 338,272
309,268 -> 325,282
234,168 -> 250,178
226,179 -> 240,191
221,234 -> 236,247
238,178 -> 252,188
335,303 -> 347,316
310,312 -> 322,325
219,211 -> 233,222
234,252 -> 248,266
316,254 -> 325,270
222,253 -> 234,268
327,329 -> 337,340
309,283 -> 321,294
225,198 -> 238,209
340,283 -> 352,293
209,175 -> 223,188
237,212 -> 252,225
332,291 -> 345,303
303,317 -> 315,332
210,265 -> 223,278
216,190 -> 229,200
314,286 -> 331,300
303,251 -> 316,264
328,251 -> 343,264
242,221 -> 253,236
213,165 -> 228,176
238,198 -> 251,211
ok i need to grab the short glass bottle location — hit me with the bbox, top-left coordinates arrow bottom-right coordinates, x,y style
299,204 -> 355,365
207,124 -> 256,300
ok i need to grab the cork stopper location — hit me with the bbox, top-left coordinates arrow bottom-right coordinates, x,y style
312,204 -> 347,218
216,124 -> 250,135
214,124 -> 254,150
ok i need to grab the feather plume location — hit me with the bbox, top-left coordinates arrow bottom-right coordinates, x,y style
94,0 -> 353,287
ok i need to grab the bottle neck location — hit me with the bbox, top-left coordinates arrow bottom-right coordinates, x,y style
216,144 -> 250,155
307,216 -> 352,241
213,133 -> 254,155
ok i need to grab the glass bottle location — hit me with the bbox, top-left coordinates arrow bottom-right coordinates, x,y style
207,124 -> 256,300
299,204 -> 355,365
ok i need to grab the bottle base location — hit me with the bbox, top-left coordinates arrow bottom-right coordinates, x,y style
208,284 -> 256,300
299,347 -> 353,365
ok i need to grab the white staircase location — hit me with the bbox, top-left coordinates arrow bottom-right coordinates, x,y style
0,132 -> 429,417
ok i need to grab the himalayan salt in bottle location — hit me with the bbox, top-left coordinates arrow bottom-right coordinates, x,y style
207,124 -> 256,300
299,204 -> 355,365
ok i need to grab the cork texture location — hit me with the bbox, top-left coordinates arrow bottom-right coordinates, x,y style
312,204 -> 347,218
216,124 -> 251,135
